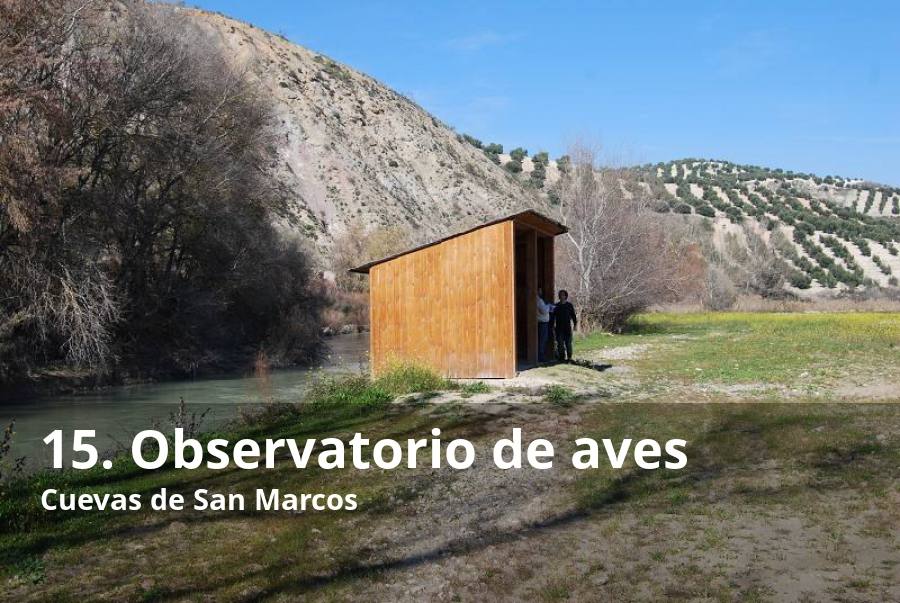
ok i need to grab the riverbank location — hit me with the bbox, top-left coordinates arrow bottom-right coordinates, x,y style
2,313 -> 899,600
0,334 -> 370,473
0,368 -> 108,404
2,357 -> 295,402
0,329 -> 373,403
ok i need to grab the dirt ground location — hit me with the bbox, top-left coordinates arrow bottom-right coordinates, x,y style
12,397 -> 898,602
274,402 -> 900,602
6,313 -> 900,602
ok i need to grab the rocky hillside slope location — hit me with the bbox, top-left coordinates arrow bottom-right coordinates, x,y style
184,9 -> 535,257
186,8 -> 899,295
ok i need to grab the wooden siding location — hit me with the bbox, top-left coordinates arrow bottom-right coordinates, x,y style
369,221 -> 515,378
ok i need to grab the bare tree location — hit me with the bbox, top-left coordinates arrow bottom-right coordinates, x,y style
545,143 -> 689,331
704,264 -> 738,310
331,220 -> 414,292
721,226 -> 790,298
0,0 -> 116,371
1,1 -> 323,380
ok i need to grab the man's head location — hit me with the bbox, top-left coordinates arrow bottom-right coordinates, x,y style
558,289 -> 568,302
537,287 -> 543,297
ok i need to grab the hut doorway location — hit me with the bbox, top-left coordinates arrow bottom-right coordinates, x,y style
514,224 -> 555,369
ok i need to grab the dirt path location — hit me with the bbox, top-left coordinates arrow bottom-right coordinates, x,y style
261,400 -> 900,602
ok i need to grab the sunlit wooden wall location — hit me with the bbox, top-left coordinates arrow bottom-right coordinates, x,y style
368,220 -> 516,378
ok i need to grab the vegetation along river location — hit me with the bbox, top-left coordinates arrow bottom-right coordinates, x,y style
2,334 -> 369,473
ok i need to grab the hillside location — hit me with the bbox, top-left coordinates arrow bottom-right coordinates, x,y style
185,9 -> 536,255
188,8 -> 899,295
491,151 -> 900,294
647,160 -> 900,292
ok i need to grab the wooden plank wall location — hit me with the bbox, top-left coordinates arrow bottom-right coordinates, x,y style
369,221 -> 515,378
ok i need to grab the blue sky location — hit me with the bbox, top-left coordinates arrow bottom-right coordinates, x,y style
192,1 -> 899,185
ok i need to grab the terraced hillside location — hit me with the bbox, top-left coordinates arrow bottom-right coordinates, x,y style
482,145 -> 900,294
647,160 -> 900,292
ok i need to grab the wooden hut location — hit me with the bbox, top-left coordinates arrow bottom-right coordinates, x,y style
350,210 -> 567,378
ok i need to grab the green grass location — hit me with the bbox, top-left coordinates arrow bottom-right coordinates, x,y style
571,402 -> 900,513
4,315 -> 900,599
0,364 -> 451,578
577,312 -> 900,386
458,381 -> 491,398
304,374 -> 393,408
5,398 -> 900,599
374,361 -> 451,395
543,384 -> 575,406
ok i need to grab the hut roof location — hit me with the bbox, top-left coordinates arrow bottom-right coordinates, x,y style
349,210 -> 567,274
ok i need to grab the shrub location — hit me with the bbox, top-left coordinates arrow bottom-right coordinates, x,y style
697,205 -> 716,218
462,134 -> 483,149
674,203 -> 693,214
459,381 -> 490,397
788,271 -> 812,289
0,421 -> 25,484
543,384 -> 575,406
305,375 -> 392,408
530,162 -> 546,187
313,55 -> 351,82
864,190 -> 875,214
872,255 -> 892,275
794,222 -> 815,237
509,147 -> 528,161
725,206 -> 744,223
375,361 -> 449,395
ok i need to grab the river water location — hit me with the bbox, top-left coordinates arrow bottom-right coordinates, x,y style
1,333 -> 369,473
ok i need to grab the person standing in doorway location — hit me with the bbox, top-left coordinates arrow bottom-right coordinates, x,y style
554,289 -> 577,362
537,288 -> 552,363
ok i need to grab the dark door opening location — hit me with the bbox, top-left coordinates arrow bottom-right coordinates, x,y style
514,228 -> 532,367
514,226 -> 555,370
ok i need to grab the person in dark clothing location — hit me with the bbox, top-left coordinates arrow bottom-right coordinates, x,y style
553,289 -> 577,362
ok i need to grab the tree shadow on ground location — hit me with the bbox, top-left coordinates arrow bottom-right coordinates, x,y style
219,405 -> 898,601
150,406 -> 839,600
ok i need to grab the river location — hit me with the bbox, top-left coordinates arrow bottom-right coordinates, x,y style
1,333 -> 369,473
